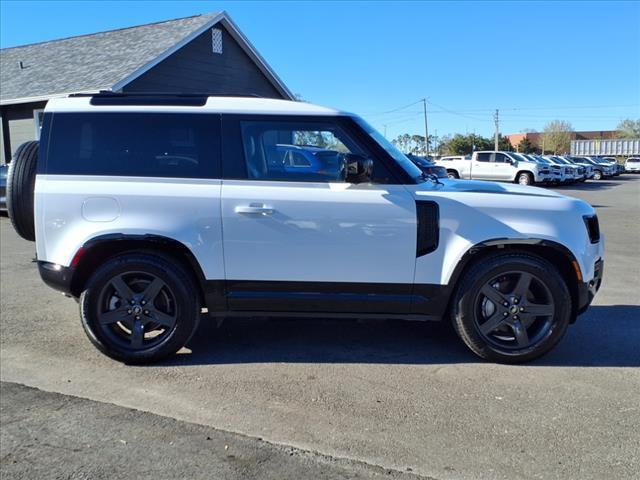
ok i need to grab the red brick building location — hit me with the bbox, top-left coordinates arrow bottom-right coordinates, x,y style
506,130 -> 617,152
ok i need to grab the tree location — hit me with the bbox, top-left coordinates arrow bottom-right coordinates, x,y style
391,133 -> 431,154
440,133 -> 493,155
541,120 -> 574,154
496,134 -> 513,151
615,119 -> 640,138
517,137 -> 535,153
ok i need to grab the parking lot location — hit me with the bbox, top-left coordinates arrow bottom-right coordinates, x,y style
1,176 -> 639,479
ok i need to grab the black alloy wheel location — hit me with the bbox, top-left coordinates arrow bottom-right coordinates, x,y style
96,271 -> 178,351
474,271 -> 554,350
451,252 -> 571,363
80,253 -> 199,363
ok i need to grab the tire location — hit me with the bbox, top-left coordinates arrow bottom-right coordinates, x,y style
80,253 -> 200,364
450,252 -> 571,363
6,141 -> 39,241
593,170 -> 602,181
517,172 -> 533,185
447,170 -> 459,179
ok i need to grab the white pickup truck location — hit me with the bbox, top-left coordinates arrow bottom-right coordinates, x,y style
437,151 -> 553,185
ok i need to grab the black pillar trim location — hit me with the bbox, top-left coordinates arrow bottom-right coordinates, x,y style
0,107 -> 11,162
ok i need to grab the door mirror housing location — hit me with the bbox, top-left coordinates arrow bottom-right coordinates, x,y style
344,153 -> 374,183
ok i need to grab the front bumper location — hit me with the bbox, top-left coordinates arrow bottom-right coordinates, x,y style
576,258 -> 603,316
38,261 -> 75,296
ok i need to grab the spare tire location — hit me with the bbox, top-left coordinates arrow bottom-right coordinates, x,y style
7,141 -> 39,241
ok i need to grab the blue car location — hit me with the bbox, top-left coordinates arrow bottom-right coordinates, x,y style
271,144 -> 345,180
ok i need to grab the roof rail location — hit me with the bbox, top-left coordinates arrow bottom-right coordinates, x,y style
69,91 -> 267,107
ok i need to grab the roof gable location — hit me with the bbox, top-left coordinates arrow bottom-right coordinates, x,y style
0,12 -> 293,104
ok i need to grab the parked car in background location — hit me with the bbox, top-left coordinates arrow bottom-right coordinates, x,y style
548,156 -> 586,182
435,151 -> 552,185
600,157 -> 624,175
624,157 -> 640,173
542,156 -> 581,183
0,164 -> 7,213
563,156 -> 595,180
587,157 -> 619,177
580,157 -> 613,180
406,154 -> 447,178
274,144 -> 344,181
437,155 -> 470,179
523,155 -> 565,183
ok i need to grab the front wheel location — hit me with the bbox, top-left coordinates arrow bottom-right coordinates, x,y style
451,252 -> 571,363
80,253 -> 200,363
517,172 -> 533,185
447,170 -> 459,179
593,170 -> 602,180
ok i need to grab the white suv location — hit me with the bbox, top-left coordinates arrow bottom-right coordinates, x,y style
6,94 -> 604,364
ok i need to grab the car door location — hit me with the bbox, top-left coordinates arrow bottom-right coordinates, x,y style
471,152 -> 493,179
220,115 -> 418,314
493,153 -> 516,181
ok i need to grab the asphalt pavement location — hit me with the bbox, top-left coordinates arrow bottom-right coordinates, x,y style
1,176 -> 639,480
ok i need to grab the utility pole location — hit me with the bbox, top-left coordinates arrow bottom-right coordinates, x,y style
422,98 -> 429,156
383,124 -> 387,139
494,109 -> 499,151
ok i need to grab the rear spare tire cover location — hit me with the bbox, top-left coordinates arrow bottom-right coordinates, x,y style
7,141 -> 39,241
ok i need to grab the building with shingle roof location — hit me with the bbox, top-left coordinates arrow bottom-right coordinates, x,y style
0,11 -> 293,163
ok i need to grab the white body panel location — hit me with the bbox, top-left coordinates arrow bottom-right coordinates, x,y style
405,180 -> 603,285
35,175 -> 225,280
220,180 -> 417,283
625,159 -> 640,172
36,175 -> 603,288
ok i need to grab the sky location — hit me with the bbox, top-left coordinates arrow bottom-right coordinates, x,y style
1,0 -> 639,141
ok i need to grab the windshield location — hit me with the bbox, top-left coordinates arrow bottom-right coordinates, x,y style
352,117 -> 423,180
510,152 -> 529,162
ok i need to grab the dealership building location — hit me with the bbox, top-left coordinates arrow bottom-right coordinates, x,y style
0,11 -> 293,163
506,130 -> 618,152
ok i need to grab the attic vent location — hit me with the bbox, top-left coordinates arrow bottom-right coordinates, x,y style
212,28 -> 223,54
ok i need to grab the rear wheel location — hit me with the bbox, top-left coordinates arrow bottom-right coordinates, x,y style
80,253 -> 200,363
451,252 -> 571,363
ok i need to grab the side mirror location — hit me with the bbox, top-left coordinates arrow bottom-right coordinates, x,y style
344,153 -> 374,183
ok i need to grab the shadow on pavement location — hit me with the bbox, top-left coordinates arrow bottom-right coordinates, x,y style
156,305 -> 639,368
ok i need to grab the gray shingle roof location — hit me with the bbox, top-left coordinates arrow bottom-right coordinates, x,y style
0,13 -> 220,102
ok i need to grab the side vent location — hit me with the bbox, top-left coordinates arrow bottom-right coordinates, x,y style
416,201 -> 439,257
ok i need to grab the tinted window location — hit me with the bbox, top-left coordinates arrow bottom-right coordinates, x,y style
494,153 -> 510,163
240,120 -> 377,182
476,153 -> 492,162
46,113 -> 221,178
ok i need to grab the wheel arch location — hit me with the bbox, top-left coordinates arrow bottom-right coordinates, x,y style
446,238 -> 582,322
69,234 -> 208,305
514,170 -> 534,183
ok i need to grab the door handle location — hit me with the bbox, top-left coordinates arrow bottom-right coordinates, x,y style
235,204 -> 275,215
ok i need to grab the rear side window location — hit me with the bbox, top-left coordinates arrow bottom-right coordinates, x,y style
46,113 -> 221,178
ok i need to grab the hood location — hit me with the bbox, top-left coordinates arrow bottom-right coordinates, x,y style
422,178 -> 565,198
